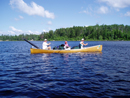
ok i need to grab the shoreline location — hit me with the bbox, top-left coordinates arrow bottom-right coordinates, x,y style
0,40 -> 130,42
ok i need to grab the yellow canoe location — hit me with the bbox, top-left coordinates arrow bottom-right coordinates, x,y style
30,45 -> 102,54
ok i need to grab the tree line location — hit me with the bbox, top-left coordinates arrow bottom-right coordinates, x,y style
0,24 -> 130,41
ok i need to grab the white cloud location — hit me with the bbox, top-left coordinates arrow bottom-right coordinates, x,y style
85,25 -> 88,27
98,6 -> 109,14
33,31 -> 40,35
48,27 -> 51,31
115,8 -> 120,12
26,30 -> 40,35
98,0 -> 130,8
79,10 -> 91,15
43,30 -> 46,32
79,7 -> 93,15
19,15 -> 24,19
0,30 -> 14,35
9,26 -> 23,34
81,7 -> 83,9
79,6 -> 109,15
42,27 -> 52,33
125,11 -> 130,16
10,0 -> 55,19
8,26 -> 41,35
8,30 -> 16,35
14,18 -> 19,21
14,15 -> 24,21
47,21 -> 52,25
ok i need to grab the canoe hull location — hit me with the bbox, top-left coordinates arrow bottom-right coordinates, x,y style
30,45 -> 102,54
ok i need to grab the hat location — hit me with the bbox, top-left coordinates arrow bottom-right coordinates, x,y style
81,38 -> 84,40
44,39 -> 47,41
65,41 -> 67,44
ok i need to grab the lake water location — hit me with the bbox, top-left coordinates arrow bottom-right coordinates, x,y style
0,41 -> 130,98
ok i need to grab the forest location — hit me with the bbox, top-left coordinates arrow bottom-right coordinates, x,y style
0,24 -> 130,41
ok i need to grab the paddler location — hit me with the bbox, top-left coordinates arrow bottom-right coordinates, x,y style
64,41 -> 71,50
42,39 -> 51,50
79,38 -> 88,49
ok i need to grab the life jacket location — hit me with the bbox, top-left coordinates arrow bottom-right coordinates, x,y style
79,44 -> 81,49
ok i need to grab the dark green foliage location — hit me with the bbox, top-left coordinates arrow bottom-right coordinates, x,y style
0,24 -> 130,41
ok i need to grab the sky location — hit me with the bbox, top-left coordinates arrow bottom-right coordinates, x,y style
0,0 -> 130,35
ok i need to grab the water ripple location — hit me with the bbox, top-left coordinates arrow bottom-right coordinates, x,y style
0,41 -> 130,97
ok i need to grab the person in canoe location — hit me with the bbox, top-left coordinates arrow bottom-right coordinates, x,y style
79,38 -> 88,49
42,39 -> 51,50
64,41 -> 71,50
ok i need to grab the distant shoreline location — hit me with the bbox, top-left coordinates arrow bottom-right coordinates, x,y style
0,40 -> 130,42
0,24 -> 130,41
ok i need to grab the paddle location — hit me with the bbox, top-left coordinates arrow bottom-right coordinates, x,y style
23,38 -> 39,49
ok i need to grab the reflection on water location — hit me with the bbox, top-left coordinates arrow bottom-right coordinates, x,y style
0,41 -> 130,98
